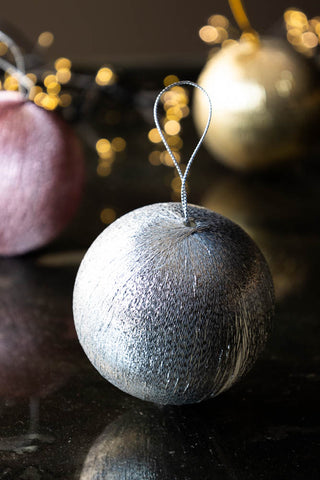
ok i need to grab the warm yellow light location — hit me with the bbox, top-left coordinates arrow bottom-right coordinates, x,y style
47,81 -> 61,95
34,92 -> 59,110
163,74 -> 179,86
316,23 -> 320,37
166,106 -> 183,121
240,31 -> 258,43
38,32 -> 54,48
301,31 -> 318,48
29,86 -> 43,100
208,14 -> 229,28
44,74 -> 57,87
171,86 -> 187,97
171,176 -> 181,193
34,92 -> 46,106
96,138 -> 111,154
160,151 -> 180,167
163,87 -> 188,108
97,163 -> 112,177
56,68 -> 71,84
216,27 -> 228,42
59,93 -> 72,107
199,25 -> 219,43
222,39 -> 238,48
0,42 -> 8,56
148,128 -> 162,143
171,191 -> 180,201
309,18 -> 320,31
41,94 -> 59,110
95,67 -> 115,86
99,150 -> 114,160
284,9 -> 308,30
98,154 -> 114,164
100,208 -> 116,224
180,105 -> 190,118
55,57 -> 71,71
111,137 -> 126,152
167,135 -> 183,150
148,151 -> 161,166
164,120 -> 181,136
287,28 -> 302,46
26,73 -> 37,84
3,76 -> 19,91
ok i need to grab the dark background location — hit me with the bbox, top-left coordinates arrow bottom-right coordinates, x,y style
1,1 -> 318,64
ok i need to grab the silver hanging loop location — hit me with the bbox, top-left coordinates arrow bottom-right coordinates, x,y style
153,80 -> 212,226
0,31 -> 34,95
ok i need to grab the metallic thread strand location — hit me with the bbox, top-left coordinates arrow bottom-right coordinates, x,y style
153,81 -> 212,225
0,31 -> 34,96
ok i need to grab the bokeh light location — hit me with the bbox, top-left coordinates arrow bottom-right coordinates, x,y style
111,137 -> 126,152
57,69 -> 72,84
164,120 -> 181,136
163,74 -> 179,86
148,151 -> 162,166
3,75 -> 19,91
100,208 -> 116,224
96,138 -> 111,155
148,77 -> 190,207
28,86 -> 43,100
198,7 -> 319,58
26,73 -> 37,84
208,14 -> 229,28
95,67 -> 116,86
148,128 -> 162,143
284,8 -> 319,56
38,31 -> 54,48
55,57 -> 72,71
199,26 -> 220,44
59,93 -> 72,107
97,163 -> 112,177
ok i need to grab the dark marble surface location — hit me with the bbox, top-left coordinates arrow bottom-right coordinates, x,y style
0,69 -> 319,479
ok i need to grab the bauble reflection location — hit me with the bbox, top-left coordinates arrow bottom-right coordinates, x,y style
0,257 -> 78,452
194,38 -> 320,170
0,258 -> 77,399
80,406 -> 235,480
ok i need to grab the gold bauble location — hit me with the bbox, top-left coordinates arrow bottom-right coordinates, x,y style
194,38 -> 320,170
201,174 -> 316,301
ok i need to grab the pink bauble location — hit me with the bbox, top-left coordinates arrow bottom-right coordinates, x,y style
0,91 -> 85,255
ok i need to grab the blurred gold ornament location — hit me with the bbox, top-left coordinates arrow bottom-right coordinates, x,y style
201,174 -> 315,300
194,38 -> 320,170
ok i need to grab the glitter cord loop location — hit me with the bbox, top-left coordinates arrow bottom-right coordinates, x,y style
153,80 -> 212,226
0,31 -> 34,95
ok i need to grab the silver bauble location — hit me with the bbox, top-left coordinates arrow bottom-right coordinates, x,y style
73,202 -> 274,405
194,38 -> 320,170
